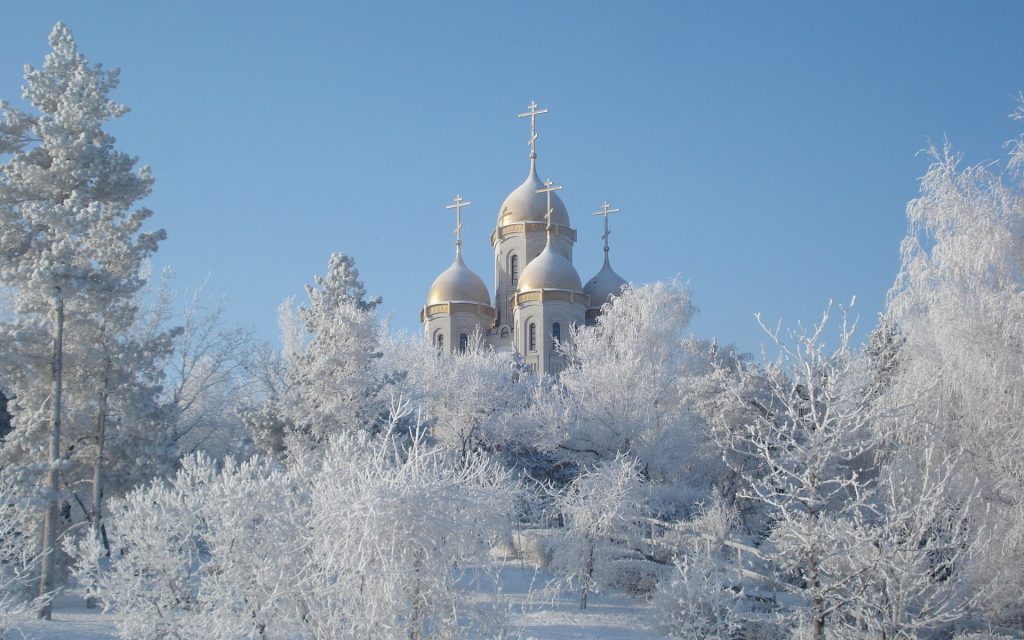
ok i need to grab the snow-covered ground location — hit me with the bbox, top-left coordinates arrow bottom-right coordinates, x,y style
8,592 -> 117,640
497,563 -> 664,640
9,564 -> 666,640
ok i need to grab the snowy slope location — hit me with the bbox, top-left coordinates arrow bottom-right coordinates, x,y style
10,566 -> 666,640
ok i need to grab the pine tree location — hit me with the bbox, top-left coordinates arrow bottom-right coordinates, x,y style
280,253 -> 385,446
0,23 -> 165,617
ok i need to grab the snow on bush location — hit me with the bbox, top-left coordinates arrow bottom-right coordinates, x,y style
654,497 -> 745,639
0,469 -> 45,636
70,428 -> 518,639
550,454 -> 645,609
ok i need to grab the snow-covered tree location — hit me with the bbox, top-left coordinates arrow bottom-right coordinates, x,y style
0,23 -> 165,615
556,280 -> 697,470
301,427 -> 516,638
551,454 -> 645,609
884,132 -> 1024,622
527,279 -> 733,518
279,253 -> 385,448
74,421 -> 518,639
384,331 -> 525,457
839,439 -> 988,639
163,282 -> 254,460
655,497 -> 745,640
713,304 -> 877,640
0,470 -> 46,635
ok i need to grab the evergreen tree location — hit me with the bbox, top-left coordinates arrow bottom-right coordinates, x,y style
0,23 -> 166,616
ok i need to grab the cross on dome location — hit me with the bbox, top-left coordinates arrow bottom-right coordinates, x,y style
445,194 -> 471,257
592,201 -> 621,254
517,100 -> 548,159
535,179 -> 563,231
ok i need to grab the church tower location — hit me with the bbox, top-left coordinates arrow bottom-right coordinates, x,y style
512,179 -> 587,374
490,102 -> 576,344
583,201 -> 629,324
421,196 -> 496,354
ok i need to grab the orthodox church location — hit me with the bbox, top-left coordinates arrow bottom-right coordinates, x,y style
421,102 -> 629,375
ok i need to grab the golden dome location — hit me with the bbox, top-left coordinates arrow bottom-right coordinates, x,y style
517,244 -> 583,294
426,254 -> 491,306
497,160 -> 570,227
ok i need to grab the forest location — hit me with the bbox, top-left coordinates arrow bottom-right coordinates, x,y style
2,22 -> 1023,640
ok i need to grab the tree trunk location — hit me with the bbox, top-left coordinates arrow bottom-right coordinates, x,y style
807,508 -> 824,640
580,539 -> 595,610
86,357 -> 111,609
38,292 -> 64,620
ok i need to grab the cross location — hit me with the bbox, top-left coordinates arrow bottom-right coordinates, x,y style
517,100 -> 548,158
592,201 -> 621,253
535,179 -> 562,229
445,194 -> 471,251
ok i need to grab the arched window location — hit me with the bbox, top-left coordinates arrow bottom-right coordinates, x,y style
510,255 -> 519,288
435,333 -> 444,352
528,322 -> 536,352
500,326 -> 509,338
552,322 -> 561,350
459,333 -> 468,353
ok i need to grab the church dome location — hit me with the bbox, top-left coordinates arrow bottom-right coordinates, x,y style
517,244 -> 583,294
583,257 -> 628,308
426,254 -> 491,306
497,161 -> 570,227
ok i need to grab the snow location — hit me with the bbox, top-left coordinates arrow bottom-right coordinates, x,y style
9,564 -> 666,640
499,564 -> 664,640
8,592 -> 117,640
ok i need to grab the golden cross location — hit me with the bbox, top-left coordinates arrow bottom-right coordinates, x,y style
592,201 -> 621,253
517,100 -> 548,158
445,194 -> 471,252
535,179 -> 563,229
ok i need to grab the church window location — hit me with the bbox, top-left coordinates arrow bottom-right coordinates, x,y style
528,322 -> 536,352
510,255 -> 519,287
435,333 -> 444,352
500,326 -> 509,338
552,322 -> 561,349
459,333 -> 468,353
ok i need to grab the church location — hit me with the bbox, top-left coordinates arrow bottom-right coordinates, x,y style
421,103 -> 629,375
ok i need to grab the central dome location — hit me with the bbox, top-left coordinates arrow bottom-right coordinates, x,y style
517,243 -> 583,293
426,254 -> 491,306
497,162 -> 570,227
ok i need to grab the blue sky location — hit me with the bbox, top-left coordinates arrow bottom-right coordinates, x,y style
3,2 -> 1023,356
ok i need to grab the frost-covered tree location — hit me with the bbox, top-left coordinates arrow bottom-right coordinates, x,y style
279,253 -> 385,448
655,498 -> 745,639
884,132 -> 1024,622
713,304 -> 877,640
0,23 -> 165,615
839,439 -> 988,639
74,423 -> 517,639
384,331 -> 525,457
551,454 -> 645,609
163,282 -> 254,460
556,280 -> 697,468
302,427 -> 515,638
0,470 -> 45,635
68,453 -> 305,640
537,279 -> 732,516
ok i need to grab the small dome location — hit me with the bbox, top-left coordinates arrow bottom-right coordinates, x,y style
427,254 -> 491,306
497,161 -> 570,227
518,244 -> 583,294
583,257 -> 628,308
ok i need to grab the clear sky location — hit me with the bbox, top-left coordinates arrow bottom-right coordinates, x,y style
3,2 -> 1023,356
